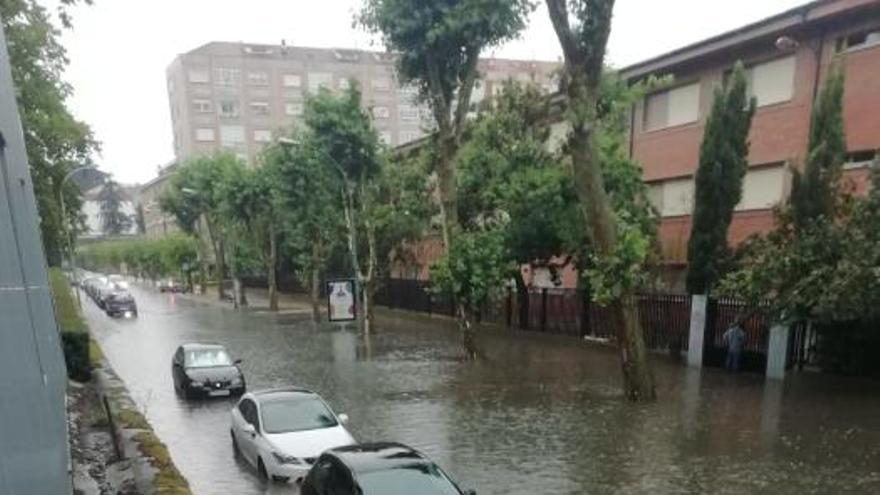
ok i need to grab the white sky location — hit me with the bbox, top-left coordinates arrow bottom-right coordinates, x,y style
55,0 -> 810,184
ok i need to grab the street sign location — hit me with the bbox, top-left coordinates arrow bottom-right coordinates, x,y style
327,279 -> 357,322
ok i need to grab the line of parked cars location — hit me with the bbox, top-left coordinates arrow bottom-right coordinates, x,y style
80,273 -> 138,318
172,342 -> 475,494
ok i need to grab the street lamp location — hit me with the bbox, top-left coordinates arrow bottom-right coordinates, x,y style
58,165 -> 92,308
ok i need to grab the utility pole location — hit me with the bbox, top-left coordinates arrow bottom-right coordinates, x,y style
58,165 -> 92,308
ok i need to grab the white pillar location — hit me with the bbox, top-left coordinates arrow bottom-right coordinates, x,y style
765,323 -> 790,380
687,294 -> 708,368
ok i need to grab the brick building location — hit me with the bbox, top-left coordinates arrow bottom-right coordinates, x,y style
622,0 -> 880,272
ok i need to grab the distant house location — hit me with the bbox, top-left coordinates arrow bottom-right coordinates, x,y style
80,182 -> 139,238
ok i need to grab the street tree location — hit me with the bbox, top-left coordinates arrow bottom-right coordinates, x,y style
790,67 -> 847,231
98,179 -> 133,236
1,0 -> 98,265
545,0 -> 656,401
686,63 -> 756,294
359,0 -> 534,250
302,86 -> 383,332
160,153 -> 240,300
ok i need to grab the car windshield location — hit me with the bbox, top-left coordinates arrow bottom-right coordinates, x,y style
184,348 -> 232,368
358,464 -> 461,495
260,397 -> 338,434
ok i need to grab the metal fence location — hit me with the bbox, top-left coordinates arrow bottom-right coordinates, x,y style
703,297 -> 772,372
375,279 -> 693,353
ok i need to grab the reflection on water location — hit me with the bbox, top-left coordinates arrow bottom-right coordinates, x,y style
84,287 -> 880,494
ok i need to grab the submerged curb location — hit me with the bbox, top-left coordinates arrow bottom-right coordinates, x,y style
93,357 -> 192,495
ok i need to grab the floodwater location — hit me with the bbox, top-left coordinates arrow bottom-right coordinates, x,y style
82,285 -> 880,494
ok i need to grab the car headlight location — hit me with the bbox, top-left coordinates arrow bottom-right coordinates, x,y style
271,452 -> 303,465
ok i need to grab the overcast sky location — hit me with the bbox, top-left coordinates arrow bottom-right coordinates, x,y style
56,0 -> 809,184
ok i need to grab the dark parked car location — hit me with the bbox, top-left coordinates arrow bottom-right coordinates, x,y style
104,290 -> 137,317
172,343 -> 245,399
301,442 -> 474,495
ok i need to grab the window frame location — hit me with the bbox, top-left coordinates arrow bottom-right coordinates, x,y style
642,80 -> 702,132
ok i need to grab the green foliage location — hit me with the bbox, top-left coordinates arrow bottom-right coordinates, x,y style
431,230 -> 513,316
720,167 -> 880,323
686,63 -> 756,294
78,234 -> 199,281
1,0 -> 99,265
48,267 -> 91,381
98,179 -> 134,235
359,0 -> 534,107
790,67 -> 847,230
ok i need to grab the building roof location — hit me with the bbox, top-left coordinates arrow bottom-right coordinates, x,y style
620,0 -> 880,80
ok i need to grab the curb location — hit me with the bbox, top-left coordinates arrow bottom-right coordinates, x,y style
93,359 -> 191,495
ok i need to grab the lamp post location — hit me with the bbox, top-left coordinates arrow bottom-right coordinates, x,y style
58,166 -> 92,308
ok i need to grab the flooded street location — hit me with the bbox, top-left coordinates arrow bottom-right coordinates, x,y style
83,285 -> 880,494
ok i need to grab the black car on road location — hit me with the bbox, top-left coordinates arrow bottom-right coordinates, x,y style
104,290 -> 137,317
172,343 -> 245,399
300,442 -> 474,495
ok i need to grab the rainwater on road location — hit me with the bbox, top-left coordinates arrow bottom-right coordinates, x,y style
82,285 -> 880,494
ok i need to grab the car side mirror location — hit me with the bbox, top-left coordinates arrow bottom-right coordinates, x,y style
233,358 -> 242,365
338,413 -> 349,424
243,423 -> 256,436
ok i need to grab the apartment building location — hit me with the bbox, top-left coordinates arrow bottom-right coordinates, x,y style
138,162 -> 180,240
622,0 -> 880,264
166,41 -> 559,164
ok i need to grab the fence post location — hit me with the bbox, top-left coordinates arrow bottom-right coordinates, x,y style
541,288 -> 548,332
687,294 -> 708,368
766,323 -> 790,380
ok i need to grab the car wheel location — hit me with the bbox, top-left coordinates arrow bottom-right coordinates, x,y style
230,430 -> 240,455
257,457 -> 269,481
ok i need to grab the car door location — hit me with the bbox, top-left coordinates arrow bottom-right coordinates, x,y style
235,399 -> 260,465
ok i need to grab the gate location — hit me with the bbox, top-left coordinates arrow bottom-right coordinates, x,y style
702,297 -> 771,373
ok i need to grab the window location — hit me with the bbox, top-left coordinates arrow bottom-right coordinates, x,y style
259,397 -> 339,434
399,130 -> 421,143
648,178 -> 695,217
219,100 -> 240,118
184,348 -> 232,367
253,129 -> 272,143
193,99 -> 212,113
308,72 -> 333,93
400,85 -> 419,98
220,125 -> 245,146
283,74 -> 302,88
379,131 -> 393,145
373,106 -> 390,119
839,28 -> 880,52
736,165 -> 786,211
399,105 -> 419,120
195,128 -> 215,142
249,101 -> 270,116
213,67 -> 241,86
338,77 -> 352,91
244,45 -> 273,55
844,150 -> 877,170
247,71 -> 269,86
371,78 -> 391,91
238,399 -> 259,429
188,69 -> 210,83
643,82 -> 701,131
285,102 -> 304,116
747,56 -> 795,107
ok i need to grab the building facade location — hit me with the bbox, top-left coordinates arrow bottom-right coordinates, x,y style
622,0 -> 880,264
80,183 -> 139,239
167,41 -> 559,164
137,162 -> 180,239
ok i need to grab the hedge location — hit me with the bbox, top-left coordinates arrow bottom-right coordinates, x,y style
48,267 -> 91,381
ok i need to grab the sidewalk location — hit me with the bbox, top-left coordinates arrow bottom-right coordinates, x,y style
175,286 -> 313,314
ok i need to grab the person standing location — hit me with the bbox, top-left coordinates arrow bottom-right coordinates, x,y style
722,320 -> 746,372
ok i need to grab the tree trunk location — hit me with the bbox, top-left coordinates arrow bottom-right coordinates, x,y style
435,135 -> 458,250
514,270 -> 530,330
268,226 -> 279,312
457,305 -> 478,360
361,281 -> 372,334
569,113 -> 656,402
310,240 -> 323,322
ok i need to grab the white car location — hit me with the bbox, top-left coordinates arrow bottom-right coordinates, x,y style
230,387 -> 356,484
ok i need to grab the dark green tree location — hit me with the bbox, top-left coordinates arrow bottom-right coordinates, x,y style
1,0 -> 98,265
790,67 -> 846,231
98,180 -> 133,235
359,0 -> 534,250
686,63 -> 756,294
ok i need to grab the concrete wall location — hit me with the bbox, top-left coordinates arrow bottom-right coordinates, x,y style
0,23 -> 71,495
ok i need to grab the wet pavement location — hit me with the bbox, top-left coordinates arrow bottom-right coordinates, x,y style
82,284 -> 880,494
